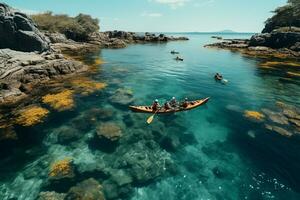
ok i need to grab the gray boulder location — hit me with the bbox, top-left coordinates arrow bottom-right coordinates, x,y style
249,32 -> 300,49
0,3 -> 50,52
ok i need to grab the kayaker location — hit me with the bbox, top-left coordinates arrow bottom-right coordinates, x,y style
181,98 -> 189,108
170,97 -> 177,107
164,101 -> 172,110
152,99 -> 160,111
214,73 -> 223,81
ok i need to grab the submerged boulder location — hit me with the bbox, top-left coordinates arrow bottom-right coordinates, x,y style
65,178 -> 105,200
96,122 -> 123,142
109,88 -> 134,106
0,3 -> 50,52
38,191 -> 66,200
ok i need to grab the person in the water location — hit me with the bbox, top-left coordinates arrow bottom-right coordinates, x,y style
152,99 -> 160,111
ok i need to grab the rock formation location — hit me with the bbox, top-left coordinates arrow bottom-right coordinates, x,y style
0,3 -> 50,52
0,49 -> 87,105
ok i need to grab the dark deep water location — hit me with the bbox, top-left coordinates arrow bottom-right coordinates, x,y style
1,33 -> 300,199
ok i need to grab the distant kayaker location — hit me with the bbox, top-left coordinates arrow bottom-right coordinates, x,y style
214,73 -> 223,81
181,97 -> 189,108
170,97 -> 177,107
152,99 -> 160,111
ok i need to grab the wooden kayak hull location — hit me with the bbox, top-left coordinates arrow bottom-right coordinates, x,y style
129,97 -> 210,114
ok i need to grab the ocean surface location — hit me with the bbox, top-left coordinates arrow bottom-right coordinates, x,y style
1,33 -> 300,200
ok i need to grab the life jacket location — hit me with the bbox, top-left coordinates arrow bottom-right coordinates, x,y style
152,102 -> 159,110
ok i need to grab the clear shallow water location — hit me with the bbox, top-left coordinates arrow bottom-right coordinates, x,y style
1,33 -> 300,199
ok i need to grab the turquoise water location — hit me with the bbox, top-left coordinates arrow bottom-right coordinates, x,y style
1,33 -> 300,199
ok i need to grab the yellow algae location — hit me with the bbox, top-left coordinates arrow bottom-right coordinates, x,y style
260,61 -> 300,68
15,106 -> 49,126
42,90 -> 74,111
244,110 -> 265,121
49,158 -> 74,178
287,71 -> 300,77
70,77 -> 107,95
94,58 -> 105,65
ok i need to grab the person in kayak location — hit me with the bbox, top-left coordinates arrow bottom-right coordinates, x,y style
170,97 -> 177,107
180,98 -> 189,108
152,99 -> 161,111
214,73 -> 223,81
164,101 -> 172,110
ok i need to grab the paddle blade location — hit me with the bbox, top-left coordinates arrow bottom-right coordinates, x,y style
147,115 -> 155,124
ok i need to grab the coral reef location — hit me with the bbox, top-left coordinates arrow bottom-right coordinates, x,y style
15,106 -> 49,126
42,90 -> 74,111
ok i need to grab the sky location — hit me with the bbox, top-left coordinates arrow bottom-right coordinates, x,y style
2,0 -> 287,32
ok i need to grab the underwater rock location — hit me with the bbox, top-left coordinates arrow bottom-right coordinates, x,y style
159,135 -> 180,152
38,191 -> 66,200
54,126 -> 81,144
70,77 -> 106,96
247,130 -> 256,138
93,122 -> 123,153
0,126 -> 17,141
65,178 -> 105,200
109,88 -> 134,106
115,141 -> 173,184
42,90 -> 74,111
261,108 -> 289,125
265,124 -> 293,137
226,104 -> 243,113
96,122 -> 122,142
87,108 -> 114,121
48,158 -> 75,180
96,122 -> 123,142
110,169 -> 133,187
15,105 -> 49,126
244,110 -> 265,122
276,102 -> 300,120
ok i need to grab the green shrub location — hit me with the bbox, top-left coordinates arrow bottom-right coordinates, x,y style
263,0 -> 300,33
31,12 -> 99,41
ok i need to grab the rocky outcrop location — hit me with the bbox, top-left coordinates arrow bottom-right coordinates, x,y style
87,31 -> 189,49
0,49 -> 87,105
204,32 -> 300,59
0,3 -> 50,52
249,32 -> 300,49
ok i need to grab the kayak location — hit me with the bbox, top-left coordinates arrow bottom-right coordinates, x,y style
129,97 -> 210,114
175,57 -> 184,61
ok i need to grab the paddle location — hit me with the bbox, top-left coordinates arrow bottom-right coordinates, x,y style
147,109 -> 159,124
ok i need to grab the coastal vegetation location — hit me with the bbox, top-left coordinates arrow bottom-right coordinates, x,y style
263,0 -> 300,32
31,12 -> 100,41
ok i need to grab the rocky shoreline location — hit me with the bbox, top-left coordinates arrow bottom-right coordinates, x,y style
205,31 -> 300,59
0,3 -> 188,107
